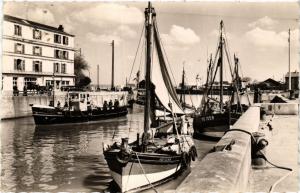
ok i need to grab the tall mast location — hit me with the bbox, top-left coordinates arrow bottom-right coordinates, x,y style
219,20 -> 224,111
288,29 -> 291,91
143,2 -> 154,147
180,64 -> 185,106
111,40 -> 115,90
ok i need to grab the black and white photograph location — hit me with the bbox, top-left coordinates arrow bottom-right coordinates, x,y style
1,1 -> 299,193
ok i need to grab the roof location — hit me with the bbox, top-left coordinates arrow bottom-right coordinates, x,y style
285,71 -> 299,78
4,14 -> 75,37
262,78 -> 284,86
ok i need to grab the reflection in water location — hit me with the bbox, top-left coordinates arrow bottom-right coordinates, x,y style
1,96 -> 219,192
1,111 -> 144,192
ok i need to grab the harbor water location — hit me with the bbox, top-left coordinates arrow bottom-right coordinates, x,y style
0,95 -> 220,192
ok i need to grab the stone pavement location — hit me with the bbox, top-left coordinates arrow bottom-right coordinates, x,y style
249,115 -> 298,192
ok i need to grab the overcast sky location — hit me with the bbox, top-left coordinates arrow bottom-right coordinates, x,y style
4,1 -> 299,86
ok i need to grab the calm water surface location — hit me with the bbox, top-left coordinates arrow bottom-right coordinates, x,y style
1,97 -> 219,192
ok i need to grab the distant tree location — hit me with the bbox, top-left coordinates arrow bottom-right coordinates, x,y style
74,54 -> 90,87
242,77 -> 251,83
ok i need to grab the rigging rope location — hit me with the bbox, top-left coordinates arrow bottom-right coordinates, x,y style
128,24 -> 145,84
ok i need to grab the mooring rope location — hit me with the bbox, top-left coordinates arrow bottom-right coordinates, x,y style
135,152 -> 158,193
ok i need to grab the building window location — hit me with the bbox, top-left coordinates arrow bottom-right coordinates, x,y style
13,77 -> 18,87
63,36 -> 69,45
24,77 -> 37,88
66,81 -> 69,85
33,46 -> 42,56
54,63 -> 60,73
61,63 -> 66,74
14,25 -> 22,36
55,81 -> 60,89
62,51 -> 68,59
33,61 -> 42,72
15,43 -> 25,54
14,59 -> 25,71
33,29 -> 42,39
54,49 -> 63,59
54,34 -> 61,43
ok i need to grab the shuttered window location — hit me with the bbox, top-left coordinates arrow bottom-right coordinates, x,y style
33,61 -> 42,72
14,59 -> 25,71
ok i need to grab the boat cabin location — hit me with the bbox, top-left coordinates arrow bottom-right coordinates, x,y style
67,91 -> 89,111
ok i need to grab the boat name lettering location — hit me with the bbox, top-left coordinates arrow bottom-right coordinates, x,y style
201,116 -> 214,121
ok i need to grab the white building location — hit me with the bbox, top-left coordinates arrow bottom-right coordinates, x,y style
2,15 -> 75,94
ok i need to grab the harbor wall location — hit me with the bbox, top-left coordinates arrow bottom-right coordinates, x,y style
1,91 -> 128,119
177,105 -> 260,193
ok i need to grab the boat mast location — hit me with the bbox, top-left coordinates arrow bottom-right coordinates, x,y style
180,64 -> 185,106
111,40 -> 115,90
143,2 -> 155,148
219,20 -> 224,111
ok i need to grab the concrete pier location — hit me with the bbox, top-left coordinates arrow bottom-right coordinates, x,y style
249,115 -> 298,192
177,105 -> 260,193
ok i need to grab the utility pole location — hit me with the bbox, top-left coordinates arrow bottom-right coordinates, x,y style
111,40 -> 115,90
288,29 -> 291,91
97,65 -> 99,90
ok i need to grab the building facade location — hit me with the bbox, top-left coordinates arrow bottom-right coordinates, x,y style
2,15 -> 75,94
285,71 -> 299,91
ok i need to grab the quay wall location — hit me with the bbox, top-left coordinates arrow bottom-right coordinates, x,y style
1,91 -> 128,119
177,105 -> 260,193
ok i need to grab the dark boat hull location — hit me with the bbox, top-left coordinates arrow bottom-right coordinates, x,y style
193,112 -> 241,139
32,106 -> 128,125
104,150 -> 185,192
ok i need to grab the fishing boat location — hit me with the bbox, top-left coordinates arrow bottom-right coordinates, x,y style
178,65 -> 196,116
32,90 -> 128,125
193,20 -> 250,139
103,3 -> 197,192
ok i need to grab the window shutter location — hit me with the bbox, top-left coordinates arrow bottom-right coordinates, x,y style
33,61 -> 35,72
40,47 -> 42,56
22,60 -> 25,71
14,43 -> 17,53
40,62 -> 42,72
14,59 -> 17,70
20,26 -> 22,36
22,44 -> 25,54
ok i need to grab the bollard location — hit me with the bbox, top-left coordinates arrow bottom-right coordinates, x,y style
251,132 -> 268,168
260,107 -> 267,121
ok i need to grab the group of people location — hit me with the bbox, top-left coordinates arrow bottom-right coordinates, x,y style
103,99 -> 120,111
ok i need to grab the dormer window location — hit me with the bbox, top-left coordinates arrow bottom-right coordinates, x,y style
33,29 -> 42,39
54,34 -> 61,43
14,25 -> 22,36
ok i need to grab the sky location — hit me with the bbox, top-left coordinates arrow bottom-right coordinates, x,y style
3,1 -> 299,86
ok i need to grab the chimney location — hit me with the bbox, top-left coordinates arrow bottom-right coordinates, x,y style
58,25 -> 64,31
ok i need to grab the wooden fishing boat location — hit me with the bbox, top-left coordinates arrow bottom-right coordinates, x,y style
193,21 -> 251,139
32,91 -> 128,125
104,3 -> 197,192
